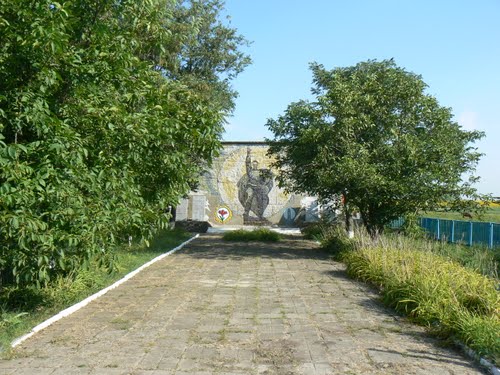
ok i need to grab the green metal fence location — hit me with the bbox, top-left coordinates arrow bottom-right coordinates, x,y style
390,217 -> 500,248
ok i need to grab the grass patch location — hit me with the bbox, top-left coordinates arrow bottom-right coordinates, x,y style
342,245 -> 500,363
383,234 -> 500,279
222,228 -> 281,242
320,228 -> 500,364
430,241 -> 499,279
0,228 -> 191,352
424,205 -> 500,224
322,224 -> 499,278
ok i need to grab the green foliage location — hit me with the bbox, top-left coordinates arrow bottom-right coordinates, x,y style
400,213 -> 425,237
341,242 -> 500,363
0,228 -> 190,351
0,312 -> 28,330
267,59 -> 485,239
0,0 -> 249,287
315,224 -> 356,258
167,0 -> 252,113
222,228 -> 281,242
455,313 -> 500,362
301,223 -> 324,240
383,231 -> 499,279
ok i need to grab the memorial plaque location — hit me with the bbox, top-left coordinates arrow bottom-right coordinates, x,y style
191,194 -> 206,221
176,198 -> 189,221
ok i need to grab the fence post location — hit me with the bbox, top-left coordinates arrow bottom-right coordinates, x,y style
468,221 -> 473,246
489,223 -> 494,249
436,219 -> 440,240
451,220 -> 455,244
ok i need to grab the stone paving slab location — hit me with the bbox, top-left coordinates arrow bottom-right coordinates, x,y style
0,234 -> 487,374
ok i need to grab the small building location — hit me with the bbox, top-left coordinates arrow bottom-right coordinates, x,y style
176,142 -> 319,226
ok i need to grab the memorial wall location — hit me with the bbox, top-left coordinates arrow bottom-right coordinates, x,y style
177,142 -> 318,226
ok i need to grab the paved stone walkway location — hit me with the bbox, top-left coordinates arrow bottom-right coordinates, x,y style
0,234 -> 487,374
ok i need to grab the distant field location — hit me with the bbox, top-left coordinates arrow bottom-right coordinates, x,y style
424,204 -> 500,224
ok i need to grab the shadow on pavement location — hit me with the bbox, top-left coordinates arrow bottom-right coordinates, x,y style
366,347 -> 488,373
179,233 -> 331,261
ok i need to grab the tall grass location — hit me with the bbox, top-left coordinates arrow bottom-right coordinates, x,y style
319,227 -> 500,364
0,228 -> 191,352
320,221 -> 499,278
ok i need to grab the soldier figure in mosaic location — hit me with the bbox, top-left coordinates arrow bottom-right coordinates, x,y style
238,147 -> 274,223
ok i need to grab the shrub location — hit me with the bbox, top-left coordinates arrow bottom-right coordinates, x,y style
301,223 -> 324,240
222,228 -> 281,242
316,223 -> 379,259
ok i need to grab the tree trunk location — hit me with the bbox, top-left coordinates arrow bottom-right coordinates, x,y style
365,219 -> 383,242
343,194 -> 354,238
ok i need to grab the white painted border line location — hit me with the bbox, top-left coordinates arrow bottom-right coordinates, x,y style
11,234 -> 200,348
457,340 -> 500,375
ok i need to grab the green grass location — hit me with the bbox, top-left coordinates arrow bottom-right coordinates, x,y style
424,205 -> 500,223
222,228 -> 281,242
379,233 -> 500,279
320,228 -> 500,364
322,224 -> 499,278
429,241 -> 500,279
342,245 -> 500,363
0,228 -> 191,353
301,222 -> 325,240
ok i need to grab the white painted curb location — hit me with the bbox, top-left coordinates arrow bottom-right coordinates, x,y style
11,234 -> 200,348
457,341 -> 500,375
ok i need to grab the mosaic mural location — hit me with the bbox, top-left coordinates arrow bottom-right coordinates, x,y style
200,142 -> 301,225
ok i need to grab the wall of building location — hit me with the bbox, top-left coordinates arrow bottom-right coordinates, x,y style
178,142 -> 317,226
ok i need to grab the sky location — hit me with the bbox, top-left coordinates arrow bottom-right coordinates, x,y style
220,0 -> 500,196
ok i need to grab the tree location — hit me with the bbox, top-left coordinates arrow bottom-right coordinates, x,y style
165,0 -> 252,114
267,59 -> 485,238
0,0 -> 250,286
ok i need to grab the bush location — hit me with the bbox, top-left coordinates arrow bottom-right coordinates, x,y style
400,213 -> 425,237
301,224 -> 323,240
222,228 -> 281,242
312,223 -> 361,259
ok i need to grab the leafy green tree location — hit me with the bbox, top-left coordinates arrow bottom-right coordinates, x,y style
166,0 -> 252,113
267,59 -> 485,238
0,0 -> 249,286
